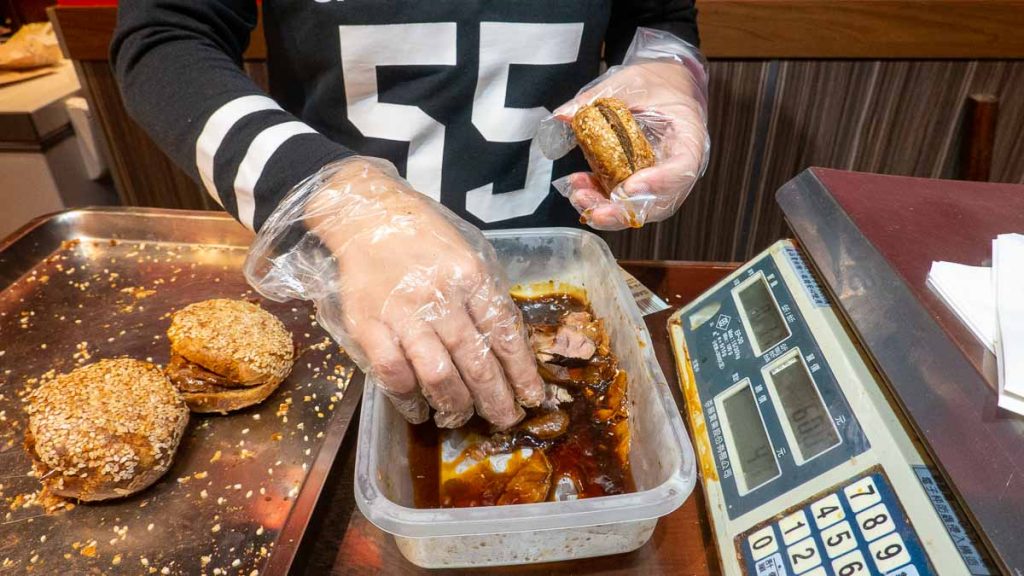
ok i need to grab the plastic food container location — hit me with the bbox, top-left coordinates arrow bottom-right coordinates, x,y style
354,228 -> 696,568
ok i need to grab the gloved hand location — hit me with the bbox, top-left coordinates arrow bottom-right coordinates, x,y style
244,157 -> 545,430
537,27 -> 710,230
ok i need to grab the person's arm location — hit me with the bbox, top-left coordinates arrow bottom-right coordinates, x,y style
606,0 -> 699,66
111,2 -> 544,429
110,0 -> 353,231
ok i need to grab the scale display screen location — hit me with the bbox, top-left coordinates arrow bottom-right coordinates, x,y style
735,274 -> 790,355
766,353 -> 840,464
718,382 -> 780,494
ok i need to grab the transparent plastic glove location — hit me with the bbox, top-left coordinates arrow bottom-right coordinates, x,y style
243,157 -> 545,430
537,27 -> 710,230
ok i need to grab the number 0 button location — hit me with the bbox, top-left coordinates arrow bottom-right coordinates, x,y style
868,532 -> 911,573
844,476 -> 881,512
810,493 -> 845,529
787,536 -> 822,574
747,525 -> 778,561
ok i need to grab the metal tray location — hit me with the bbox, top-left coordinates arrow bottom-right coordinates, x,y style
0,207 -> 361,575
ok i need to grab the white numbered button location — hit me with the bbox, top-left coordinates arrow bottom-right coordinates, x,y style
801,567 -> 827,576
810,493 -> 845,529
868,531 -> 911,573
821,520 -> 858,559
856,502 -> 896,542
844,476 -> 881,513
786,536 -> 822,574
747,525 -> 778,561
779,509 -> 812,545
832,549 -> 869,576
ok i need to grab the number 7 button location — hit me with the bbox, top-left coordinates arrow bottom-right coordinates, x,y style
844,476 -> 881,513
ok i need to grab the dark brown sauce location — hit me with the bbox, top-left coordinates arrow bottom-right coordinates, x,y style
409,293 -> 634,508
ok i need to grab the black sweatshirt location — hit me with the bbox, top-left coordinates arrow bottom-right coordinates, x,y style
111,1 -> 698,232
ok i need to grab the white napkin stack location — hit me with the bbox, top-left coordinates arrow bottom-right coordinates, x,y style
994,234 -> 1024,414
926,261 -> 996,353
928,234 -> 1024,415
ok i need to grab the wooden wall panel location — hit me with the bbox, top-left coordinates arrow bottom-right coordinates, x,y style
75,61 -> 214,210
50,3 -> 1024,61
602,59 -> 1024,262
698,1 -> 1024,59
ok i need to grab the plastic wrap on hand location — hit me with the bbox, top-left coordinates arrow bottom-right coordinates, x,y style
537,27 -> 710,230
243,157 -> 544,429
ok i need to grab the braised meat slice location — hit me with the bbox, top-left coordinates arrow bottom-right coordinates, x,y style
519,409 -> 570,440
529,310 -> 609,367
541,383 -> 573,409
468,407 -> 572,460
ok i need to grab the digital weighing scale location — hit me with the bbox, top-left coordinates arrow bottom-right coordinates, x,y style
666,168 -> 1024,576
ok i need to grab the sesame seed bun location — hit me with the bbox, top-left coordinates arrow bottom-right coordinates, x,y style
571,97 -> 655,194
25,359 -> 189,502
166,299 -> 294,413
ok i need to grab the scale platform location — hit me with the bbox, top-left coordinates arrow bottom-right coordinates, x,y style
669,168 -> 1024,575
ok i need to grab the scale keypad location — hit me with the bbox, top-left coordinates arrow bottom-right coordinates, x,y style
739,471 -> 933,576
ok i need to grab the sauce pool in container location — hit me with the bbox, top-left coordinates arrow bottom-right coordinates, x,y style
408,292 -> 635,509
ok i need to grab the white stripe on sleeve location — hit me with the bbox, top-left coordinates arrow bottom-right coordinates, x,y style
195,95 -> 282,206
233,121 -> 318,230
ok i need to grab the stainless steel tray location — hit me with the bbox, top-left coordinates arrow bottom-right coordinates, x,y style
0,207 -> 361,575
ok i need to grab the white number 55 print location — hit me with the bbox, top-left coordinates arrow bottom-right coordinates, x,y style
339,22 -> 583,222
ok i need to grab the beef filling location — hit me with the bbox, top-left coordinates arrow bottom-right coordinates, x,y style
165,353 -> 241,393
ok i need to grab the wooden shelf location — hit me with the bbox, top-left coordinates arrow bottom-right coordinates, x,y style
53,1 -> 1024,62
